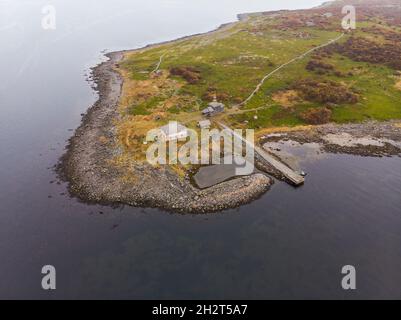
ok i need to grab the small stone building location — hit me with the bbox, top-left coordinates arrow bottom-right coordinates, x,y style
202,97 -> 225,117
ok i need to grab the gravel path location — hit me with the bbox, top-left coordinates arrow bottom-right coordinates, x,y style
235,33 -> 345,108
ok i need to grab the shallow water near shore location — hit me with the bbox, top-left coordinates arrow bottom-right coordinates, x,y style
1,0 -> 401,299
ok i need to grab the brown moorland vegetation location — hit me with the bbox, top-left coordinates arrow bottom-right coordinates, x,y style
292,79 -> 359,104
331,37 -> 401,70
300,107 -> 332,125
361,26 -> 401,42
170,66 -> 202,84
306,59 -> 335,73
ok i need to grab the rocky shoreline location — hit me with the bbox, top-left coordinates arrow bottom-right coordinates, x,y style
261,121 -> 401,158
58,51 -> 273,214
58,49 -> 401,213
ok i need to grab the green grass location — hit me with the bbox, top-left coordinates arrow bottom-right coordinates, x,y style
121,13 -> 401,129
129,96 -> 164,115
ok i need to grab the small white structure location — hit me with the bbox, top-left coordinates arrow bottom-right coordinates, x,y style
198,119 -> 211,129
158,122 -> 188,141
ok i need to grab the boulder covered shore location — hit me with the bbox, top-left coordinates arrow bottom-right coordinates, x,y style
58,52 -> 273,214
261,121 -> 401,158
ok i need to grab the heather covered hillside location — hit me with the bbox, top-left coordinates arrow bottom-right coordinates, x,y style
117,0 -> 401,141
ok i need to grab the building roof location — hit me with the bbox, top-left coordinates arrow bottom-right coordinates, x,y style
203,96 -> 225,114
159,122 -> 187,136
202,107 -> 215,114
207,95 -> 225,109
198,120 -> 211,128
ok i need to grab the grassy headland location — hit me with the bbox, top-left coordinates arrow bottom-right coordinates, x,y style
116,4 -> 401,158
